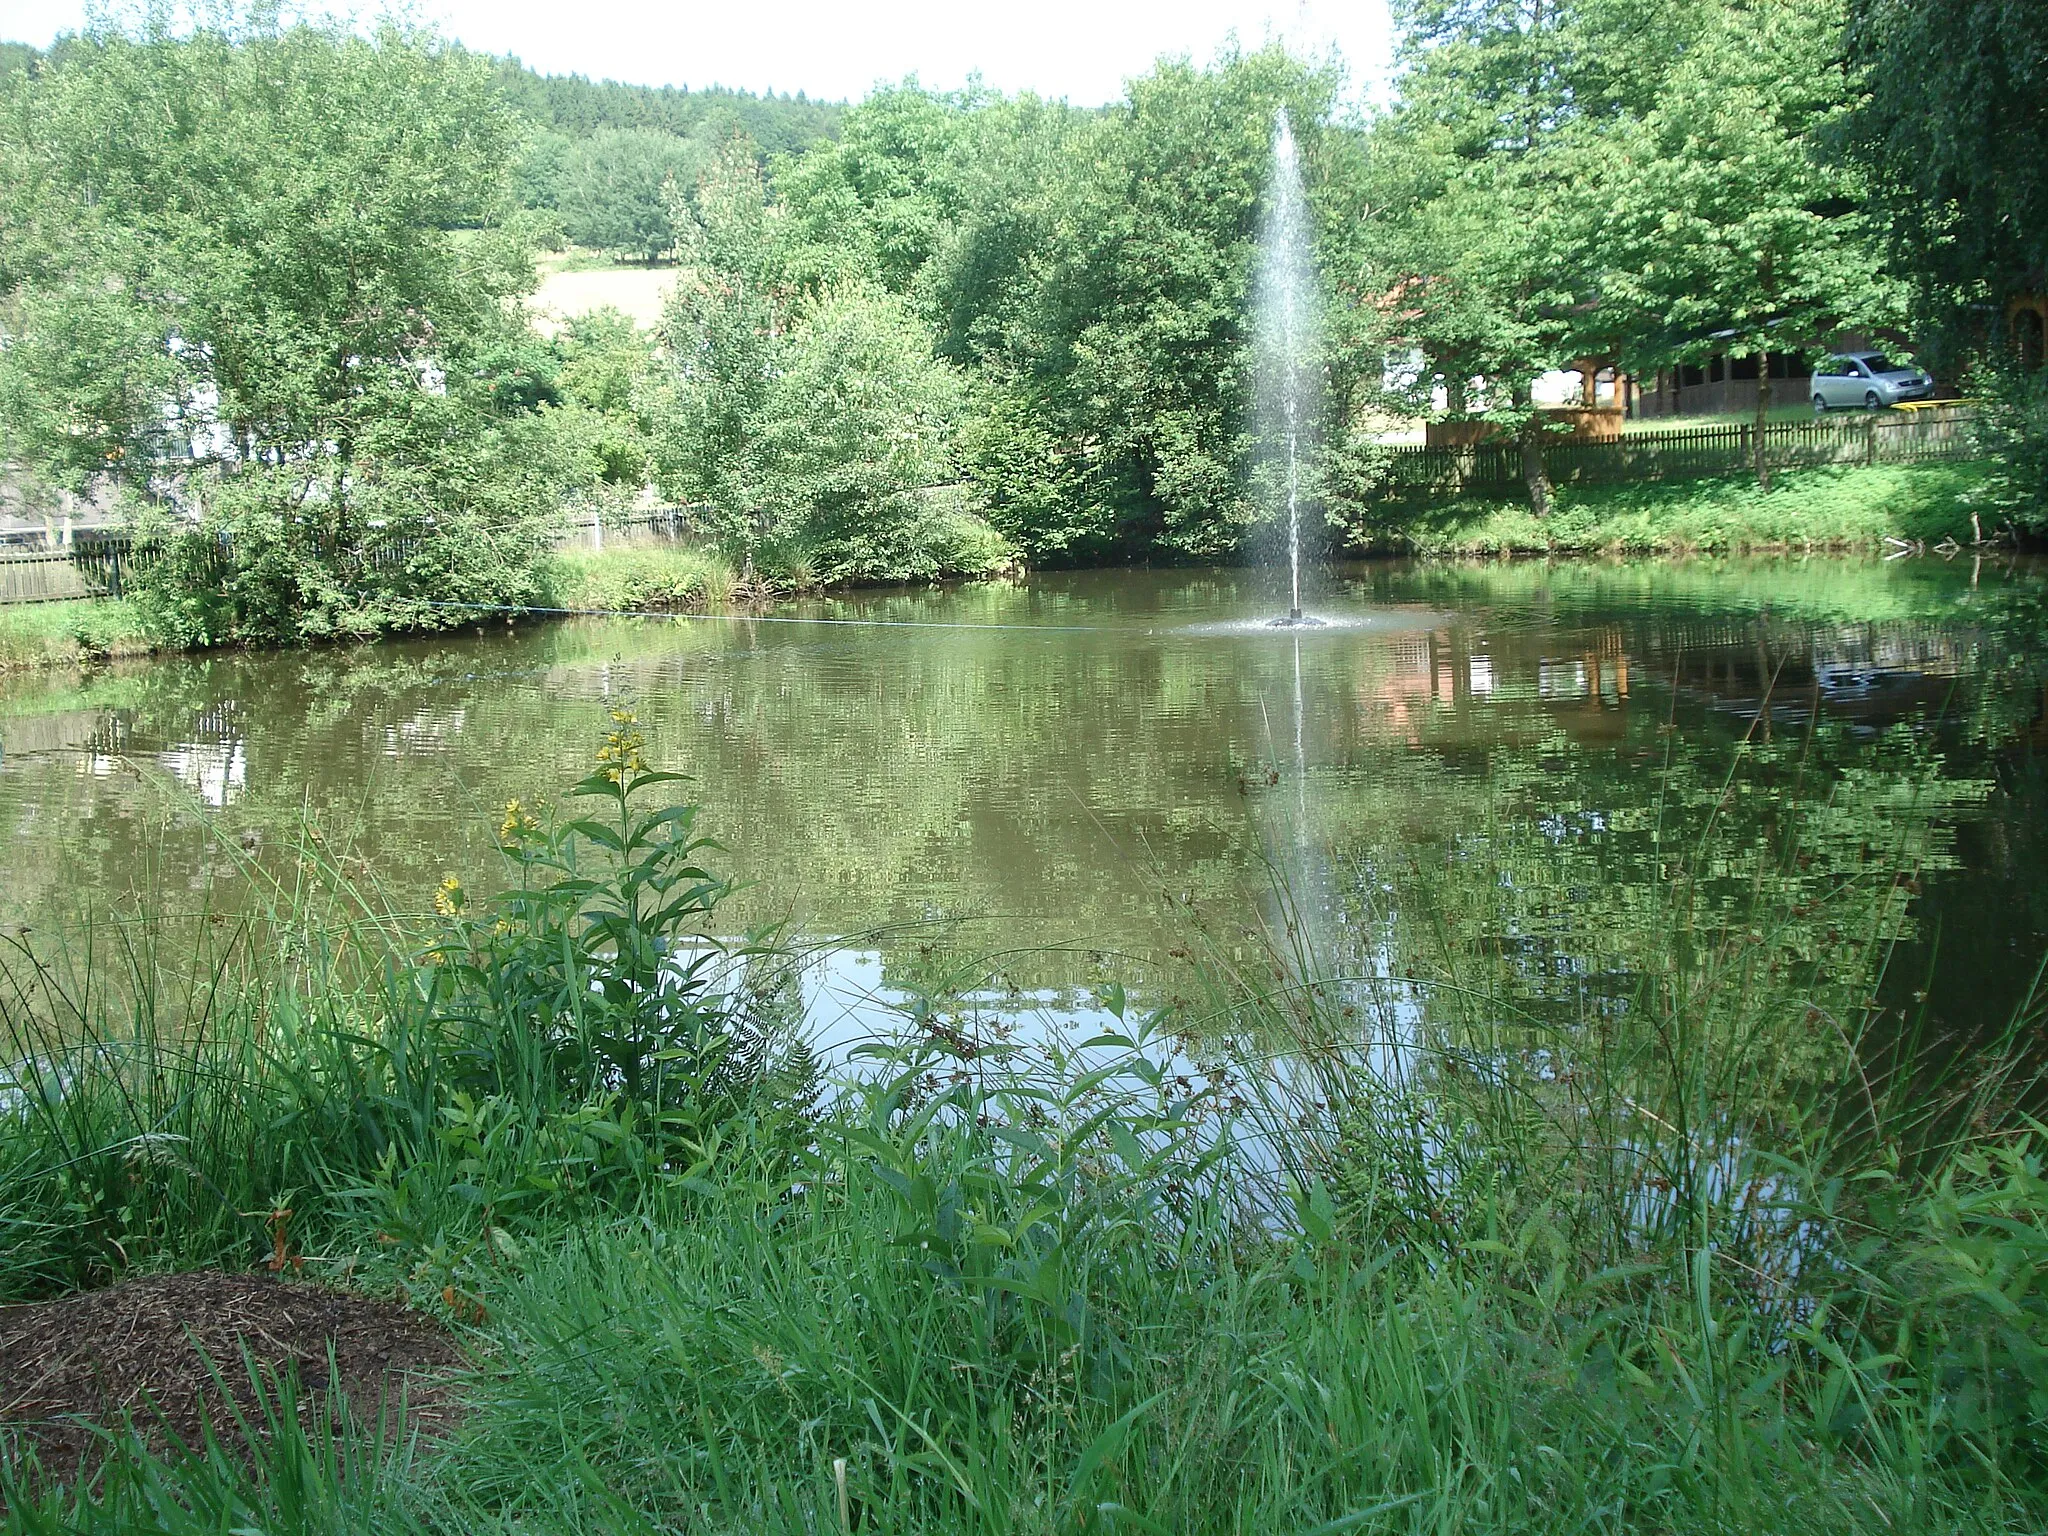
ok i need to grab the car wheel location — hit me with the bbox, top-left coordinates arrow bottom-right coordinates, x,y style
1812,393 -> 1827,414
1864,390 -> 1882,410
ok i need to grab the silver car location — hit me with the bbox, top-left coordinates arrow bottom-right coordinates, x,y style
1810,351 -> 1935,411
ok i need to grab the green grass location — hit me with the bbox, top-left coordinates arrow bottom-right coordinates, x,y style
0,600 -> 152,673
1394,461 -> 1993,556
4,731 -> 2048,1532
538,543 -> 738,613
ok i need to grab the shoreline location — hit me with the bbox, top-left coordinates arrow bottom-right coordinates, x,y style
0,460 -> 2020,678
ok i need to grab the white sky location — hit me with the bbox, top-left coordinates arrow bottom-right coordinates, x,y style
4,2 -> 1396,108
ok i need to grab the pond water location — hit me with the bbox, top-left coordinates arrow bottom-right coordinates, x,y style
1,557 -> 2044,1049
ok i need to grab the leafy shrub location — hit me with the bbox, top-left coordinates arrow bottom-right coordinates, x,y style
1877,1125 -> 2048,1461
124,405 -> 617,647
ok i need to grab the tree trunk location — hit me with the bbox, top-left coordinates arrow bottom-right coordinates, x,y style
1519,416 -> 1553,519
1754,357 -> 1772,492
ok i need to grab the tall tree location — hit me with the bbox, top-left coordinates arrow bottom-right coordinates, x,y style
1845,0 -> 2048,337
0,9 -> 589,642
1589,0 -> 1899,487
556,128 -> 705,260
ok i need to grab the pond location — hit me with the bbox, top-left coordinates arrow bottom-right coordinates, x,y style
1,556 -> 2044,1054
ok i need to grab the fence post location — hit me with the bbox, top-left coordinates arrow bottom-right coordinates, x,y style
1865,418 -> 1877,465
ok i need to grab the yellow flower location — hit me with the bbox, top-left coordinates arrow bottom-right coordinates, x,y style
595,712 -> 649,784
498,797 -> 538,842
433,874 -> 465,917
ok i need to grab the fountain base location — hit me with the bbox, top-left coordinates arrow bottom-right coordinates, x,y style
1265,611 -> 1325,629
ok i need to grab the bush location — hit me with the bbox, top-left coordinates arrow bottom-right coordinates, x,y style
124,404 -> 623,647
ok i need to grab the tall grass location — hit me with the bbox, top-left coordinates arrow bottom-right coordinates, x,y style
538,545 -> 737,614
0,600 -> 152,672
5,731 -> 2048,1533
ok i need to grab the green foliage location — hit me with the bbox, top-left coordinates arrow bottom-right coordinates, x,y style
553,128 -> 703,261
764,51 -> 1389,567
0,8 -> 600,648
1367,1 -> 1896,501
540,545 -> 735,611
0,600 -> 151,672
650,144 -> 1009,582
1395,460 -> 1990,554
123,403 -> 597,647
1845,1 -> 2048,335
426,719 -> 782,1114
489,54 -> 843,157
1588,3 -> 1900,413
1970,361 -> 2048,539
1872,1125 -> 2048,1461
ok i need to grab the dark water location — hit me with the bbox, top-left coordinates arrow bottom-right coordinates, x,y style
2,557 -> 2044,1042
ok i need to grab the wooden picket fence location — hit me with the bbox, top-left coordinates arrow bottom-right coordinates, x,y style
1383,403 -> 1981,496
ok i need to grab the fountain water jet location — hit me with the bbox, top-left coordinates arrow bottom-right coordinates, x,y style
1256,108 -> 1324,629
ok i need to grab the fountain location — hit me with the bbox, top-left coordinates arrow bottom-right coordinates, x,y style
1256,108 -> 1323,628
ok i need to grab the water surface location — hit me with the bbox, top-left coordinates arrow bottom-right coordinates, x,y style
2,558 -> 2043,1044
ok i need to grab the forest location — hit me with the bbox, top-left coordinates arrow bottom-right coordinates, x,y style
0,2 -> 2043,645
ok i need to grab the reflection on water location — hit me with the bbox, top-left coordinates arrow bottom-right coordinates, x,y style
1,557 -> 2044,1051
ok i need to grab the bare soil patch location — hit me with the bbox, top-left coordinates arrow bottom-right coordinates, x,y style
0,1270 -> 464,1483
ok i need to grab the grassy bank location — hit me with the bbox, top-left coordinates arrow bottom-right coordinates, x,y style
3,734 -> 2047,1532
1392,460 -> 1994,555
539,544 -> 739,612
0,601 -> 152,673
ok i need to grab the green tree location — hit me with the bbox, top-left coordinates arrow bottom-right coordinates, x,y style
1365,1 -> 1638,514
556,128 -> 705,261
554,307 -> 658,486
651,141 -> 986,582
1845,1 -> 2048,338
0,8 -> 584,643
747,284 -> 974,581
1588,0 -> 1900,488
650,140 -> 789,561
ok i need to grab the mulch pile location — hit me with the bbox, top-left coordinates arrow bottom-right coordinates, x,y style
0,1270 -> 466,1484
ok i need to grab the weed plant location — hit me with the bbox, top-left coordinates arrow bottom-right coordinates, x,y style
4,725 -> 2048,1533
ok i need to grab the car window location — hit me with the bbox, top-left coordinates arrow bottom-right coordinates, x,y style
1823,360 -> 1849,377
1863,355 -> 1894,374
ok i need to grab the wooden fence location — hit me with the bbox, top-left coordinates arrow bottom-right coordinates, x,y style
0,541 -> 134,605
1383,403 -> 1980,497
